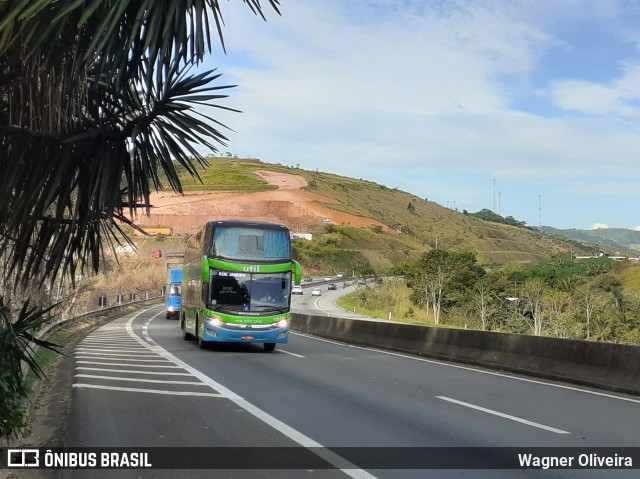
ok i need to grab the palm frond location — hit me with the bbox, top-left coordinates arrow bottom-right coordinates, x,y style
0,0 -> 280,286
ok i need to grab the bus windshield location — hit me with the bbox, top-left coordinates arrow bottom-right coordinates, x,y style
209,270 -> 291,313
211,226 -> 290,261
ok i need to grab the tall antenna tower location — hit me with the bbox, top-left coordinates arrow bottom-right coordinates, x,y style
498,191 -> 502,215
493,178 -> 496,213
538,194 -> 542,231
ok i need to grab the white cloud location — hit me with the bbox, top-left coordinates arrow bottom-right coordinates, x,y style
210,1 -> 640,178
550,81 -> 631,116
550,61 -> 640,117
196,1 -> 640,228
590,223 -> 610,230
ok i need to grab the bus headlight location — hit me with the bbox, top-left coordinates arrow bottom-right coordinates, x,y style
277,319 -> 289,328
206,316 -> 222,327
167,306 -> 175,312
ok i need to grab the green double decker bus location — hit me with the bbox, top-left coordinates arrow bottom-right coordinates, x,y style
181,220 -> 301,351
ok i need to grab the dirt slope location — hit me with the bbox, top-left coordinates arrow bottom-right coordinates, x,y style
131,170 -> 391,234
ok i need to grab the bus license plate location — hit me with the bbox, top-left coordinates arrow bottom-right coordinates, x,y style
240,335 -> 255,340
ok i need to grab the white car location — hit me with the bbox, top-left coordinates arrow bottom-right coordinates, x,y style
324,276 -> 332,281
311,289 -> 321,296
291,285 -> 303,295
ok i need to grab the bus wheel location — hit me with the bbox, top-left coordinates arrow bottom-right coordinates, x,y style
182,329 -> 192,341
263,343 -> 276,352
198,337 -> 208,349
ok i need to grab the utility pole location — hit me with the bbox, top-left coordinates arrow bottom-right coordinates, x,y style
498,191 -> 502,216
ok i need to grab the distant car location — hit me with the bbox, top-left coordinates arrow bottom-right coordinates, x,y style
324,276 -> 332,281
328,283 -> 337,291
303,276 -> 313,282
292,285 -> 303,295
336,272 -> 345,278
311,289 -> 321,296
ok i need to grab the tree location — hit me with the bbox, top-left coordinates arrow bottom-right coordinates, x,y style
470,282 -> 500,331
520,278 -> 547,336
0,0 -> 280,288
0,298 -> 60,440
405,250 -> 483,325
577,282 -> 598,340
544,288 -> 573,338
0,0 -> 280,441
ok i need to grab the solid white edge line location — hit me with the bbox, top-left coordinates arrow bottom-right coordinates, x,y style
436,396 -> 571,434
129,310 -> 379,479
305,289 -> 376,321
291,332 -> 640,404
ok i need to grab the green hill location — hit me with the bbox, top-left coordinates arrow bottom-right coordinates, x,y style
157,157 -> 599,274
542,226 -> 640,255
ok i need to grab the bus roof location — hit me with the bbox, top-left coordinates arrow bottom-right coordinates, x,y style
207,220 -> 289,230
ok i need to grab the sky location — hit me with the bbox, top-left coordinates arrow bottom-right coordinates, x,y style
193,0 -> 640,230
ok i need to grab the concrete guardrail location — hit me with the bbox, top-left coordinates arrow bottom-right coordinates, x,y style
291,313 -> 640,396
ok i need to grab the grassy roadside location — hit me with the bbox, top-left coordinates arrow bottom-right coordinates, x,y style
24,329 -> 73,389
336,290 -> 434,326
335,292 -> 462,329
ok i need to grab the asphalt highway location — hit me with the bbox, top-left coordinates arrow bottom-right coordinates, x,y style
59,293 -> 640,479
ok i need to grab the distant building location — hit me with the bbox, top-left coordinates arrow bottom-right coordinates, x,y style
291,233 -> 313,241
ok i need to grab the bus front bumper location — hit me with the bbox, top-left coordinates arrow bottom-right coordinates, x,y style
202,322 -> 289,343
